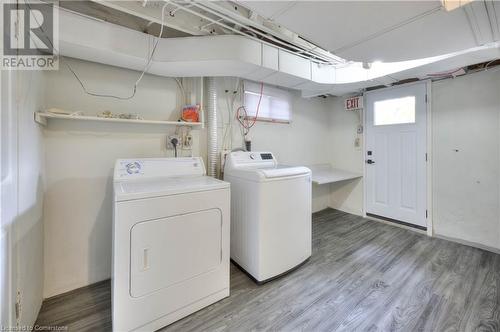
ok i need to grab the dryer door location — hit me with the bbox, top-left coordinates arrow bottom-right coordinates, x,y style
130,209 -> 222,298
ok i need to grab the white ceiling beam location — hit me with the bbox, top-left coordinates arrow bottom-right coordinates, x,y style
485,0 -> 500,41
463,0 -> 495,45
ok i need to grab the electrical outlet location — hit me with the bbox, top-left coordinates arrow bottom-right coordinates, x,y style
184,134 -> 193,148
354,137 -> 361,148
357,124 -> 363,134
167,135 -> 180,149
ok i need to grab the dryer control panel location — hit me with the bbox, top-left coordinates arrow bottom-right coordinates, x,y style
114,157 -> 205,180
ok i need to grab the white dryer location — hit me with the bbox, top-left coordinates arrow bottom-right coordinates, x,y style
112,157 -> 230,331
224,151 -> 312,283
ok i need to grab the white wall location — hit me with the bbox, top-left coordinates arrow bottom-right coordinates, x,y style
328,97 -> 364,216
227,89 -> 333,212
327,69 -> 500,252
12,70 -> 45,326
35,57 -> 500,302
432,69 -> 500,250
42,58 -> 333,297
42,58 -> 199,297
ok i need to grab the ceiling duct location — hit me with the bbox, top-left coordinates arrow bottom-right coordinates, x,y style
65,0 -> 346,66
57,6 -> 500,97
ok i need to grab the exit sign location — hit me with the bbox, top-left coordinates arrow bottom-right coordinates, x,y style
345,96 -> 363,111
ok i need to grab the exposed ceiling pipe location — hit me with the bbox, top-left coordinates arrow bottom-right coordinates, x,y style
165,1 -> 343,65
197,1 -> 345,64
188,2 -> 341,64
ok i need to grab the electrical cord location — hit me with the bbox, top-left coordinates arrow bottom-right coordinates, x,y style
174,78 -> 186,104
67,2 -> 169,100
484,59 -> 499,71
170,137 -> 179,158
236,82 -> 264,136
24,0 -> 170,100
221,78 -> 241,151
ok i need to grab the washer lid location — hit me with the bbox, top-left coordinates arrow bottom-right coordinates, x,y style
225,165 -> 311,182
259,165 -> 311,178
114,175 -> 229,201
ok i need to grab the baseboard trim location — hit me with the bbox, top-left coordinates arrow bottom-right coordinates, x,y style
434,234 -> 500,255
327,204 -> 362,216
43,279 -> 110,301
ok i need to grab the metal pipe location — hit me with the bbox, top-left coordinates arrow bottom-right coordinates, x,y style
165,1 -> 340,65
206,77 -> 217,178
193,1 -> 345,64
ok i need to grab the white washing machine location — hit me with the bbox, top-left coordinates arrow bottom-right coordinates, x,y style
112,157 -> 230,331
224,151 -> 312,283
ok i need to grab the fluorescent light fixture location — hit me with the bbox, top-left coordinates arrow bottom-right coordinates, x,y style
441,0 -> 474,11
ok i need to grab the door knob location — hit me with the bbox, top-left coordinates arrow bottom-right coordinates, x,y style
366,159 -> 375,164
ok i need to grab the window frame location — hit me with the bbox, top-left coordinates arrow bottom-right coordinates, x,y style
242,81 -> 292,124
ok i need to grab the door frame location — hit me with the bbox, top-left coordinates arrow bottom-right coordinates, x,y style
362,80 -> 433,236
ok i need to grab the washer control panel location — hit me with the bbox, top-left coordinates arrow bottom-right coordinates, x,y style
225,151 -> 277,170
260,153 -> 273,160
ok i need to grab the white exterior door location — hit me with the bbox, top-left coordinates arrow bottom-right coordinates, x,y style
365,82 -> 427,229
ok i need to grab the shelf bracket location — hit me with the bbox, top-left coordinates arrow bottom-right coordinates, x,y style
34,112 -> 47,126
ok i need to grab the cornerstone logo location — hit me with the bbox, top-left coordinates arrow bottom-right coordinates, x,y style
1,1 -> 58,70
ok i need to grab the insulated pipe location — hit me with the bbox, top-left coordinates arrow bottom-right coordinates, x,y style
206,77 -> 217,178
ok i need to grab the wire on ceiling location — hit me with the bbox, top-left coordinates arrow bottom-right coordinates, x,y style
67,2 -> 169,100
25,0 -> 177,101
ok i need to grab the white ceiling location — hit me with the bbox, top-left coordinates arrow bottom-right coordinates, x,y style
58,4 -> 499,97
241,1 -> 500,62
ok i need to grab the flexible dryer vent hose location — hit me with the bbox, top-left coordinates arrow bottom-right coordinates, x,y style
206,77 -> 217,177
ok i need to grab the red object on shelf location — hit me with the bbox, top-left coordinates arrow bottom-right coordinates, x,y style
181,105 -> 200,122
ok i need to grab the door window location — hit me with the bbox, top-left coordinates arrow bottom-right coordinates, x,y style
374,96 -> 415,126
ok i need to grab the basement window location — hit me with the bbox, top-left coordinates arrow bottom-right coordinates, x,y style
374,96 -> 415,126
243,81 -> 292,123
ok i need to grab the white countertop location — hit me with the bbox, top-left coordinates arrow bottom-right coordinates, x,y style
308,164 -> 362,185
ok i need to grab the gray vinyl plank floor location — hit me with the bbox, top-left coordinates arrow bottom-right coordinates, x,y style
35,208 -> 500,331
